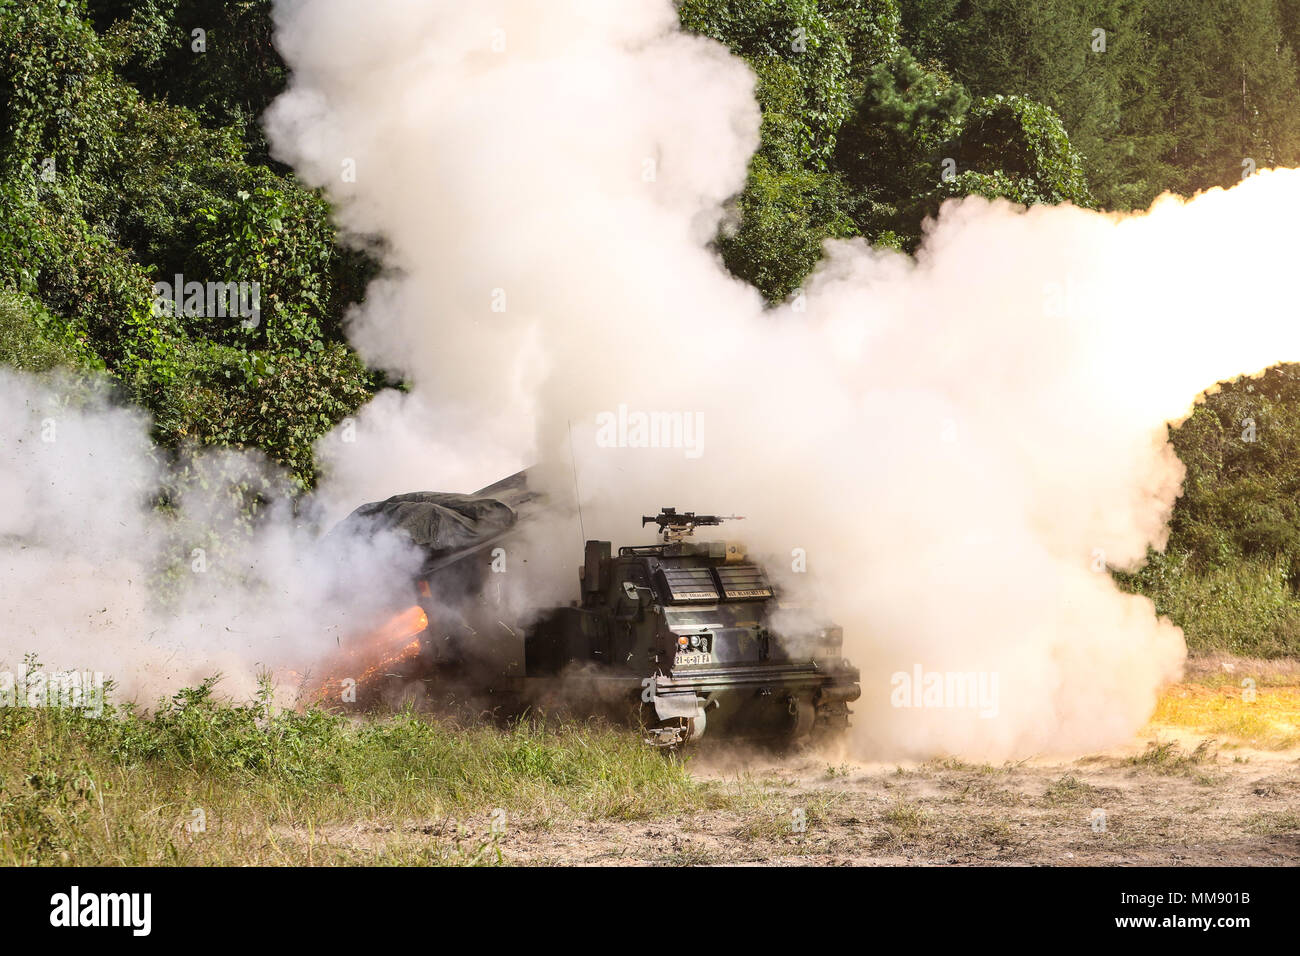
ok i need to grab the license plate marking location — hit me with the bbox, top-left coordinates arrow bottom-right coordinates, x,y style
674,652 -> 713,666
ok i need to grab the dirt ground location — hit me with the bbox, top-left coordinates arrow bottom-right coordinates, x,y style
312,656 -> 1300,866
475,744 -> 1298,866
472,658 -> 1300,865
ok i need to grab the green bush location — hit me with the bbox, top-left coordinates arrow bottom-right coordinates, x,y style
0,677 -> 712,865
0,290 -> 102,372
1116,365 -> 1300,658
1119,553 -> 1300,658
0,0 -> 378,487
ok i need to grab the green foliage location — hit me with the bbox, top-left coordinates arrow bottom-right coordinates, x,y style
0,290 -> 102,373
1140,0 -> 1300,198
899,0 -> 1300,208
0,0 -> 377,486
937,94 -> 1094,206
821,0 -> 904,95
833,48 -> 970,240
89,0 -> 288,163
680,0 -> 857,168
1112,365 -> 1300,657
897,0 -> 1150,206
684,2 -> 1098,292
1117,554 -> 1300,657
0,682 -> 711,865
1168,366 -> 1300,570
683,1 -> 906,299
716,155 -> 856,301
834,66 -> 1090,245
178,342 -> 376,486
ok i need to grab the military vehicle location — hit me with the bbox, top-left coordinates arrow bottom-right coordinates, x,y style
324,473 -> 861,748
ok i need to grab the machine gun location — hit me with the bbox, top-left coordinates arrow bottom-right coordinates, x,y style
641,507 -> 744,543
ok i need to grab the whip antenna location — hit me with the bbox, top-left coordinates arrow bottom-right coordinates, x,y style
567,419 -> 586,545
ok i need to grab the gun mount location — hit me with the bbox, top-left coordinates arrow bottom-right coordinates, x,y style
641,507 -> 745,543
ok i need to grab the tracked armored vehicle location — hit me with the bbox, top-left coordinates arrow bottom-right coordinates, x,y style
326,475 -> 860,747
526,508 -> 861,746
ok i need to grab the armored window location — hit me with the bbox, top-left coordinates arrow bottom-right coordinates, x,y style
714,564 -> 773,600
658,567 -> 719,603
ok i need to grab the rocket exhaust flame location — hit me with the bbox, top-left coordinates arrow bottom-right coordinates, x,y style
305,604 -> 429,706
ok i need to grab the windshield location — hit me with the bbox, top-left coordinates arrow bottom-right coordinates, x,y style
664,603 -> 767,631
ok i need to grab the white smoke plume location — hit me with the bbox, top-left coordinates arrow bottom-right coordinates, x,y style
3,0 -> 1296,759
265,0 -> 1300,760
0,369 -> 423,702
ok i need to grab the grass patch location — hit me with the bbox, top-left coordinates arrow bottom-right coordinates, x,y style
1042,774 -> 1103,806
0,678 -> 719,866
1151,685 -> 1300,750
737,792 -> 838,840
1245,811 -> 1300,836
1125,739 -> 1220,783
0,291 -> 101,374
1125,556 -> 1300,658
880,797 -> 928,837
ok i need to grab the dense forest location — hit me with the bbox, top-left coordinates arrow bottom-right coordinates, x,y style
4,0 -> 1300,656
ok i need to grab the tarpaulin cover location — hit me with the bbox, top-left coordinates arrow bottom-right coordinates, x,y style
333,491 -> 518,575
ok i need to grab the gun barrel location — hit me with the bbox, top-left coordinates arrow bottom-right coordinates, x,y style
641,509 -> 745,529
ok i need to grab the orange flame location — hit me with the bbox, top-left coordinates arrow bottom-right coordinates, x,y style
305,604 -> 429,705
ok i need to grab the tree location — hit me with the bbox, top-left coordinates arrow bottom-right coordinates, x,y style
1140,0 -> 1300,196
832,48 -> 970,242
87,0 -> 288,164
0,0 -> 377,486
679,0 -> 856,168
936,94 -> 1094,207
680,0 -> 906,299
900,0 -> 1166,206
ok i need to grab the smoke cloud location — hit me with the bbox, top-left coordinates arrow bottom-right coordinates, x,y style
0,369 -> 422,702
266,0 -> 1300,760
6,0 -> 1298,758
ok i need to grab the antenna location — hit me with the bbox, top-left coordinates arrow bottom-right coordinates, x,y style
567,420 -> 587,545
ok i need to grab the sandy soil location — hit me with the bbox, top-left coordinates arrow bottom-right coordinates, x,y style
318,658 -> 1300,866
477,739 -> 1299,866
323,722 -> 1300,867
